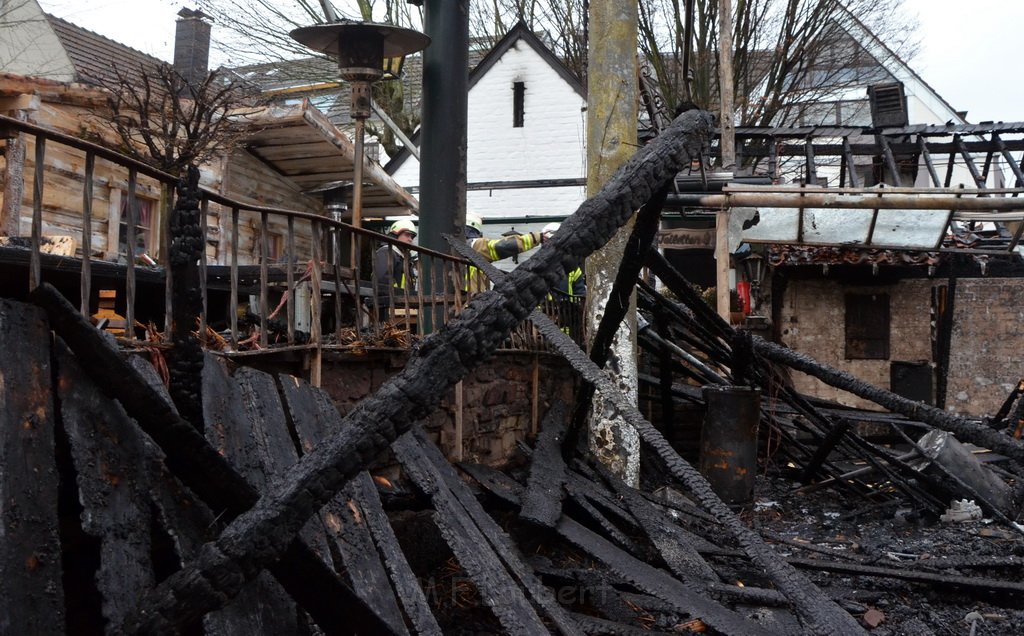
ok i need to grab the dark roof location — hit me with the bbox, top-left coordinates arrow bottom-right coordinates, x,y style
45,14 -> 165,88
467,21 -> 583,98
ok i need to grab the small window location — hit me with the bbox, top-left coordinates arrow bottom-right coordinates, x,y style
118,196 -> 157,262
845,293 -> 890,360
512,81 -> 525,128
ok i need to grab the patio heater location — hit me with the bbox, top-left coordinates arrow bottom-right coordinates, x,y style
290,20 -> 429,285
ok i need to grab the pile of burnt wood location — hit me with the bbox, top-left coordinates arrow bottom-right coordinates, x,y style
13,280 -> 1023,635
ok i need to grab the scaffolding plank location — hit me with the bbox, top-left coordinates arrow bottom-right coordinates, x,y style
57,344 -> 155,630
519,400 -> 570,527
279,375 -> 413,636
0,301 -> 65,634
392,432 -> 553,635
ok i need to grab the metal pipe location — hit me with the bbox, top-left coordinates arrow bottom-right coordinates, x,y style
419,0 -> 469,331
670,190 -> 1024,212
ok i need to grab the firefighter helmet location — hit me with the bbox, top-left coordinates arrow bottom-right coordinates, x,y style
465,213 -> 484,238
388,219 -> 417,237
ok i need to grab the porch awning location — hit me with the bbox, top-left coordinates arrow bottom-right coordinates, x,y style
237,101 -> 418,217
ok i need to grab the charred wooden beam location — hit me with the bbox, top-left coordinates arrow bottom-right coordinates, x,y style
109,110 -> 717,633
752,336 -> 1024,469
461,461 -> 777,635
452,242 -> 866,635
279,375 -> 427,635
394,429 -> 581,635
166,166 -> 205,431
786,557 -> 1024,604
588,461 -> 719,583
348,472 -> 443,636
519,400 -> 571,528
57,345 -> 156,630
28,284 -> 394,635
0,301 -> 64,634
587,188 -> 668,369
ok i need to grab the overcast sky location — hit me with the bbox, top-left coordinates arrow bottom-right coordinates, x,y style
37,0 -> 1024,124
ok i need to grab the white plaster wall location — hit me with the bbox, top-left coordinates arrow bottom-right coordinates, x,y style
391,37 -> 587,221
0,0 -> 74,80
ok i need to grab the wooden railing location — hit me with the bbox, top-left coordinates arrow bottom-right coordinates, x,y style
3,114 -> 584,359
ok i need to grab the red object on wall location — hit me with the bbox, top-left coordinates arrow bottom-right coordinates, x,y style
737,281 -> 751,315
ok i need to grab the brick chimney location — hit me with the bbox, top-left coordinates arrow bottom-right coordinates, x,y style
173,8 -> 212,88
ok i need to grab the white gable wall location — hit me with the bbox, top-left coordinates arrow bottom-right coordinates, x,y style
0,0 -> 74,81
390,37 -> 587,225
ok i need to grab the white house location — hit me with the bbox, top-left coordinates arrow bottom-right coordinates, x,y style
387,22 -> 588,243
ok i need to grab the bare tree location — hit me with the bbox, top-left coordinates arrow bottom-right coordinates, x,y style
637,0 -> 918,128
91,62 -> 260,172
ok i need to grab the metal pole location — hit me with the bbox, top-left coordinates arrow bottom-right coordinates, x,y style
420,0 -> 469,332
669,190 -> 1024,212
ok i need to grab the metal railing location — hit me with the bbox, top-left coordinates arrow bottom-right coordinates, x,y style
3,114 -> 583,358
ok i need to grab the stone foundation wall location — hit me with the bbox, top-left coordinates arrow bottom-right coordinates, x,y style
319,350 -> 577,469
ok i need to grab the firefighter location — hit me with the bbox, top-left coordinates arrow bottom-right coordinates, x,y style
541,222 -> 586,299
464,213 -> 545,293
374,218 -> 417,298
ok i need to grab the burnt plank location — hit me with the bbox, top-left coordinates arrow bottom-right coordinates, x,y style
519,400 -> 570,528
405,428 -> 583,636
590,461 -> 718,583
57,344 -> 155,631
124,357 -> 266,636
458,462 -> 774,636
278,374 -> 415,636
350,472 -> 443,636
201,359 -> 298,635
32,283 -> 391,635
392,432 -> 552,635
0,300 -> 65,635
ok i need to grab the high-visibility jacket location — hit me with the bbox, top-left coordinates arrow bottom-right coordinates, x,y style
466,231 -> 542,293
374,244 -> 414,296
548,267 -> 586,299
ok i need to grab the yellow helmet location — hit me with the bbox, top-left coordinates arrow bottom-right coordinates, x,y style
388,219 -> 417,237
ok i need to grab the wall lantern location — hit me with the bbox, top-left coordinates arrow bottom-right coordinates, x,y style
741,251 -> 767,314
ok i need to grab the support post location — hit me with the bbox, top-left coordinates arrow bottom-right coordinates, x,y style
715,0 -> 736,321
586,0 -> 641,484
